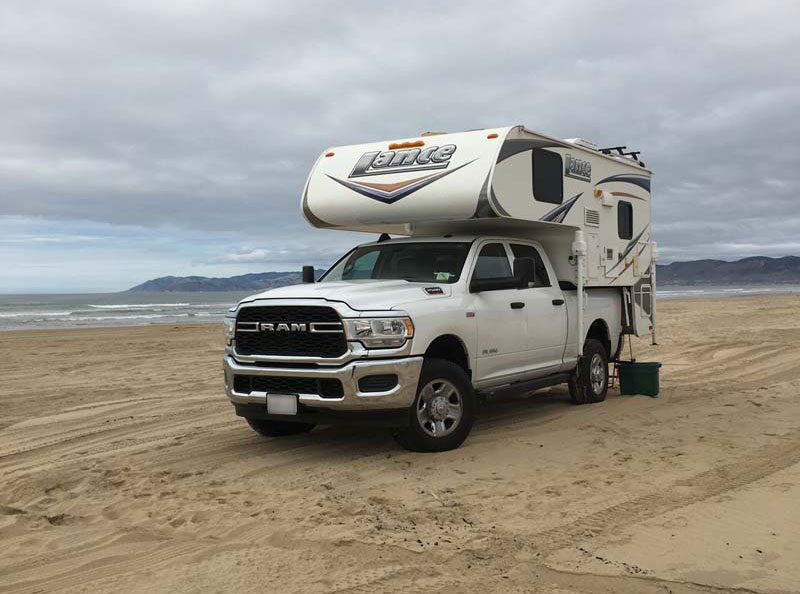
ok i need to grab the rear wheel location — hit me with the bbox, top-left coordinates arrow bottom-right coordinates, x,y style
245,418 -> 315,437
569,339 -> 609,404
393,359 -> 475,452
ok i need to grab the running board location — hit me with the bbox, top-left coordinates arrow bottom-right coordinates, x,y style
478,372 -> 572,399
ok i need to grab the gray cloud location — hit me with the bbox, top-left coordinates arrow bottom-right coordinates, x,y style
1,0 -> 800,277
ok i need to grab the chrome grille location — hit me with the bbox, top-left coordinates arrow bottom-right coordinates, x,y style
235,306 -> 347,358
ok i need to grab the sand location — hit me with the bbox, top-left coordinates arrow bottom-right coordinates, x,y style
1,295 -> 799,594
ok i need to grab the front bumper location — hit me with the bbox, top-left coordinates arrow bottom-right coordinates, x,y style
223,355 -> 423,411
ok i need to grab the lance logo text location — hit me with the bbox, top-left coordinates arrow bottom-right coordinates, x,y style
564,153 -> 592,182
349,145 -> 457,178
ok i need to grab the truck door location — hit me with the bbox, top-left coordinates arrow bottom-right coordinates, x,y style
509,243 -> 568,374
469,242 -> 530,384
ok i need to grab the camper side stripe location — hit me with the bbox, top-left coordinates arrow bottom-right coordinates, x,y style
326,159 -> 476,204
596,174 -> 651,193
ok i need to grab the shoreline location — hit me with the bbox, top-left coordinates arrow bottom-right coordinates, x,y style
1,291 -> 797,333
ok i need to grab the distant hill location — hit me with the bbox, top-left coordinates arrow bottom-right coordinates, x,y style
127,270 -> 325,292
126,256 -> 800,292
657,256 -> 800,284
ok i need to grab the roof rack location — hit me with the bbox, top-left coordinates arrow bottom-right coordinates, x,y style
599,145 -> 645,167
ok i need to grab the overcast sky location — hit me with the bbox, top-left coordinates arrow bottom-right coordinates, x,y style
2,1 -> 799,292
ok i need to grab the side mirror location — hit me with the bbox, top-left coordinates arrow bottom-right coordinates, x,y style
513,257 -> 536,288
302,265 -> 316,284
469,276 -> 521,293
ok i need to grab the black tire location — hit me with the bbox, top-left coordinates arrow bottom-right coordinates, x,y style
568,339 -> 609,405
392,359 -> 475,452
245,418 -> 315,437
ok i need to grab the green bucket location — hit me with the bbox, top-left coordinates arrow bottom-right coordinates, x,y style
617,361 -> 662,397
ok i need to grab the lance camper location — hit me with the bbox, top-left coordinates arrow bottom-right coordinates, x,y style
223,125 -> 657,451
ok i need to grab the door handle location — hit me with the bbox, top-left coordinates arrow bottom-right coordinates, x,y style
552,299 -> 565,306
510,302 -> 525,309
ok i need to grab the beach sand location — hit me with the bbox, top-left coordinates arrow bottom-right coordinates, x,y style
1,295 -> 799,593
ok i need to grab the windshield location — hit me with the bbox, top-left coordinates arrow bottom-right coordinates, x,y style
320,242 -> 471,284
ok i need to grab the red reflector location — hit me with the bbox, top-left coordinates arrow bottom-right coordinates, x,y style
466,312 -> 475,318
325,152 -> 334,157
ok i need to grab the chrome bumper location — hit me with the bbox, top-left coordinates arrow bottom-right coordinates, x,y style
223,355 -> 423,411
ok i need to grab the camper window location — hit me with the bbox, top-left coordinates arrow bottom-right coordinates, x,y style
618,201 -> 633,240
473,243 -> 513,280
532,149 -> 564,205
510,244 -> 551,287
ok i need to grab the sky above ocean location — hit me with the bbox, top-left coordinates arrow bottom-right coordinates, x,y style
1,2 -> 799,292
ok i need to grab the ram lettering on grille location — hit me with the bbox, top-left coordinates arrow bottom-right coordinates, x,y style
234,306 -> 347,357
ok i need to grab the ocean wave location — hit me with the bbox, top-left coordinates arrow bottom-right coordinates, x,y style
46,313 -> 201,322
0,311 -> 72,318
87,303 -> 193,309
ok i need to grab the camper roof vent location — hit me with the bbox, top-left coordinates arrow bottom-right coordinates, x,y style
565,138 -> 599,151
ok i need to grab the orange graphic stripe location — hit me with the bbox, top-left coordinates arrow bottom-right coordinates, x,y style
611,191 -> 647,201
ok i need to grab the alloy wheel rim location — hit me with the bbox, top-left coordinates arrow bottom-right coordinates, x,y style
590,353 -> 606,394
416,379 -> 463,438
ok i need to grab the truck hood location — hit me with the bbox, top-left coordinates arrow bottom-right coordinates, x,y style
241,280 -> 451,311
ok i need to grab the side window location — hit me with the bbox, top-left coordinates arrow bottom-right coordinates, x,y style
473,243 -> 512,280
618,201 -> 633,240
532,149 -> 563,205
510,244 -> 552,288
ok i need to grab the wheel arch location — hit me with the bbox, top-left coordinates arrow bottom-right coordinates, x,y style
585,318 -> 612,359
423,334 -> 471,376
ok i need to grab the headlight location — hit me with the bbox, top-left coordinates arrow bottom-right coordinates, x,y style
223,316 -> 236,343
343,317 -> 414,348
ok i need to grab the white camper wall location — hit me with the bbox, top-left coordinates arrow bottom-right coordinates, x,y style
490,127 -> 653,288
301,125 -> 653,289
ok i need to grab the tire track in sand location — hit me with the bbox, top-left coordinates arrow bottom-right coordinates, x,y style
531,427 -> 800,553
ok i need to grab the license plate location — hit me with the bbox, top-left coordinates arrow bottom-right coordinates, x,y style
267,393 -> 298,415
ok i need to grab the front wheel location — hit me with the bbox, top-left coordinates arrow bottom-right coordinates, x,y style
568,339 -> 609,404
392,359 -> 475,452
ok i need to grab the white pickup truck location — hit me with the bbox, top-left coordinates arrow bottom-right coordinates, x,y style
223,126 -> 656,451
224,235 -> 624,451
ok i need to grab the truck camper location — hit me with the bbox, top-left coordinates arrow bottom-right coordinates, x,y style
223,125 -> 657,451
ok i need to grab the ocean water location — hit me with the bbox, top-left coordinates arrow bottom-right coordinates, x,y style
0,292 -> 250,331
1,284 -> 798,331
657,284 -> 800,300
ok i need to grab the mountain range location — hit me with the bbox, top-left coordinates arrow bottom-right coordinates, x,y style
126,256 -> 800,292
127,270 -> 325,292
656,256 -> 800,284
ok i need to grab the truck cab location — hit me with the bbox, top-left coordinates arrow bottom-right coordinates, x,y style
224,125 -> 656,451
